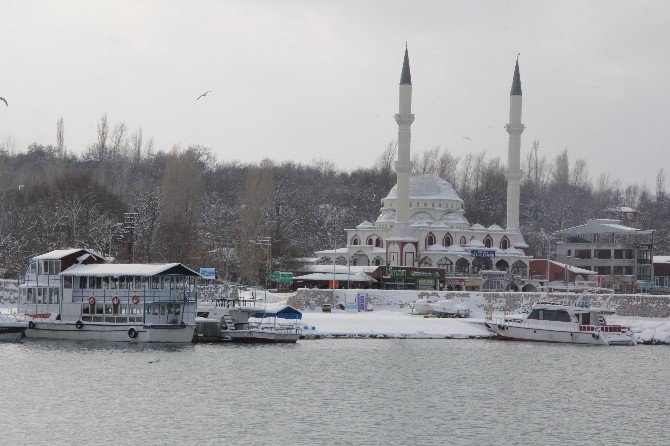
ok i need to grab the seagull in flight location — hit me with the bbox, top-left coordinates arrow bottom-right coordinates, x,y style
0,97 -> 7,106
462,137 -> 472,140
196,90 -> 212,101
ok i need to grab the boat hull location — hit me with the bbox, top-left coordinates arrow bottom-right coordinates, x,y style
0,325 -> 27,341
25,321 -> 195,343
484,322 -> 634,346
226,329 -> 299,343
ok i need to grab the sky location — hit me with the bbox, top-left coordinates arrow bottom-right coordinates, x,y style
0,0 -> 668,187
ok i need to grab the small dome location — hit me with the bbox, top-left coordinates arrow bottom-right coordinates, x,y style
430,221 -> 448,229
446,245 -> 467,254
514,241 -> 529,249
377,211 -> 396,222
469,223 -> 486,231
385,174 -> 462,201
426,244 -> 448,252
488,224 -> 504,232
441,213 -> 468,224
503,247 -> 523,255
356,220 -> 375,229
465,239 -> 485,248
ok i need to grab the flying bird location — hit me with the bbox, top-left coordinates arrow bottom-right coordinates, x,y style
462,137 -> 472,140
196,90 -> 211,101
0,97 -> 7,106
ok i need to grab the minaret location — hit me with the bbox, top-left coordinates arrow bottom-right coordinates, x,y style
394,44 -> 415,228
505,57 -> 524,231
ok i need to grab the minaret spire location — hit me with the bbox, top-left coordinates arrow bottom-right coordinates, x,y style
400,43 -> 412,85
505,55 -> 525,231
393,44 -> 415,239
511,53 -> 522,95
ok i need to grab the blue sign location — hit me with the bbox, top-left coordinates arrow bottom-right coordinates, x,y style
199,268 -> 216,280
471,249 -> 495,258
357,292 -> 368,312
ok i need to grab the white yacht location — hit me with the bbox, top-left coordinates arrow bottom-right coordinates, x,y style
429,299 -> 471,318
19,249 -> 199,343
484,301 -> 636,345
195,296 -> 302,343
0,311 -> 28,341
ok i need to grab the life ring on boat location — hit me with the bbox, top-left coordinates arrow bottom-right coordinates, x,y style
111,296 -> 120,305
128,327 -> 138,339
88,295 -> 96,305
131,294 -> 140,305
592,333 -> 599,339
498,324 -> 504,330
28,321 -> 35,329
75,320 -> 83,329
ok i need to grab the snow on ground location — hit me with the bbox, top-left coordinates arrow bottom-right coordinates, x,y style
611,316 -> 670,344
298,310 -> 492,339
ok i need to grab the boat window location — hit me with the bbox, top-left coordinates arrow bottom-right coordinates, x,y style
581,313 -> 591,325
27,288 -> 34,303
104,304 -> 113,315
102,276 -> 110,289
142,277 -> 150,289
54,261 -> 61,275
527,309 -> 540,320
134,276 -> 142,289
196,311 -> 209,318
28,262 -> 36,275
119,276 -> 126,289
63,276 -> 72,289
111,276 -> 118,289
151,276 -> 159,289
79,276 -> 88,289
37,288 -> 44,304
49,288 -> 59,304
95,304 -> 103,315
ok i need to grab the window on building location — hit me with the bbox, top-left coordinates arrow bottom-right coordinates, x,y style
375,238 -> 382,248
500,237 -> 510,250
637,265 -> 652,281
613,266 -> 625,275
460,236 -> 467,246
624,266 -> 634,275
595,266 -> 612,275
574,249 -> 591,259
625,250 -> 634,259
426,233 -> 435,247
567,250 -> 571,256
614,249 -> 624,259
484,235 -> 493,248
594,249 -> 612,259
352,236 -> 360,245
444,234 -> 453,247
637,250 -> 652,264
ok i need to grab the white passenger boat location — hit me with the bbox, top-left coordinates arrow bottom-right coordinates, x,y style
195,297 -> 302,343
0,311 -> 28,341
19,249 -> 198,343
484,301 -> 636,345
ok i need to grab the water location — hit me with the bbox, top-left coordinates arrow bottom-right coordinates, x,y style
1,339 -> 668,446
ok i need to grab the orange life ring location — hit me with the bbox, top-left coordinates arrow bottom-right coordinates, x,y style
111,296 -> 120,305
131,294 -> 140,305
88,295 -> 96,305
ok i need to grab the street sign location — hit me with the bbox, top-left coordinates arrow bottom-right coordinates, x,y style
199,268 -> 216,280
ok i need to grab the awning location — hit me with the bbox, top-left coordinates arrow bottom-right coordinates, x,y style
253,305 -> 302,320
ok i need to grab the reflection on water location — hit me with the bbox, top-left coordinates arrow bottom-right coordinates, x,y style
1,339 -> 668,445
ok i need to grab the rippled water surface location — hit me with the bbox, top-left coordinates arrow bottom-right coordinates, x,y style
1,339 -> 668,445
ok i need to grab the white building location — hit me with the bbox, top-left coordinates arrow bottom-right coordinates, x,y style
316,47 -> 530,278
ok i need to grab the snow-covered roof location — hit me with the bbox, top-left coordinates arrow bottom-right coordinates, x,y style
654,256 -> 670,264
469,223 -> 486,231
464,239 -> 485,248
356,220 -> 375,229
487,224 -> 504,232
513,241 -> 529,249
32,248 -> 97,261
315,248 -> 350,255
61,263 -> 200,277
604,205 -> 638,213
384,174 -> 462,201
556,219 -> 651,235
445,245 -> 468,254
377,211 -> 396,222
429,221 -> 449,229
410,220 -> 433,228
550,260 -> 597,275
293,272 -> 376,282
304,265 -> 377,274
425,244 -> 448,252
503,248 -> 524,256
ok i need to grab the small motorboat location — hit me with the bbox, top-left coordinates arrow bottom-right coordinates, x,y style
485,301 -> 636,345
0,312 -> 28,341
429,299 -> 471,318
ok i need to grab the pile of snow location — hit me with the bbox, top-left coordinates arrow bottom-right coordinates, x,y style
299,310 -> 491,339
612,316 -> 670,344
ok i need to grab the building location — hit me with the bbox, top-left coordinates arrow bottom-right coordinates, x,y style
315,47 -> 531,286
653,256 -> 670,290
555,219 -> 654,293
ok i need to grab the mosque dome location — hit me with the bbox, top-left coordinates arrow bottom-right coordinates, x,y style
384,174 -> 462,201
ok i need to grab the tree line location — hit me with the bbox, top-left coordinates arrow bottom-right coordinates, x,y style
0,115 -> 667,284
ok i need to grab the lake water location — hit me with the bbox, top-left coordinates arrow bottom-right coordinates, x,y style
1,339 -> 668,446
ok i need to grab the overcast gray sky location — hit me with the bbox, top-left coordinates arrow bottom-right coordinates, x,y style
1,0 -> 668,187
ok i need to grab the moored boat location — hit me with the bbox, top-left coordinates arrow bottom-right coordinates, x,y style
19,249 -> 199,343
195,296 -> 302,343
484,301 -> 636,345
0,312 -> 28,341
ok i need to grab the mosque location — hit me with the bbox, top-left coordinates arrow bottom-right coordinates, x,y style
315,46 -> 531,285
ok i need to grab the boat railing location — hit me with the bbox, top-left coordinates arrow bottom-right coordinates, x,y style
254,321 -> 302,334
492,318 -> 630,334
71,289 -> 197,303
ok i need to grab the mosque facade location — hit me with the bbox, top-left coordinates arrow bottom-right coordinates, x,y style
315,47 -> 531,281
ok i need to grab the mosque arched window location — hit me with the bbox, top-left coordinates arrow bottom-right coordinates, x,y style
459,236 -> 467,246
500,237 -> 510,250
366,236 -> 374,246
375,238 -> 382,248
419,257 -> 432,267
425,233 -> 436,247
352,236 -> 360,246
484,235 -> 493,248
443,234 -> 453,247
